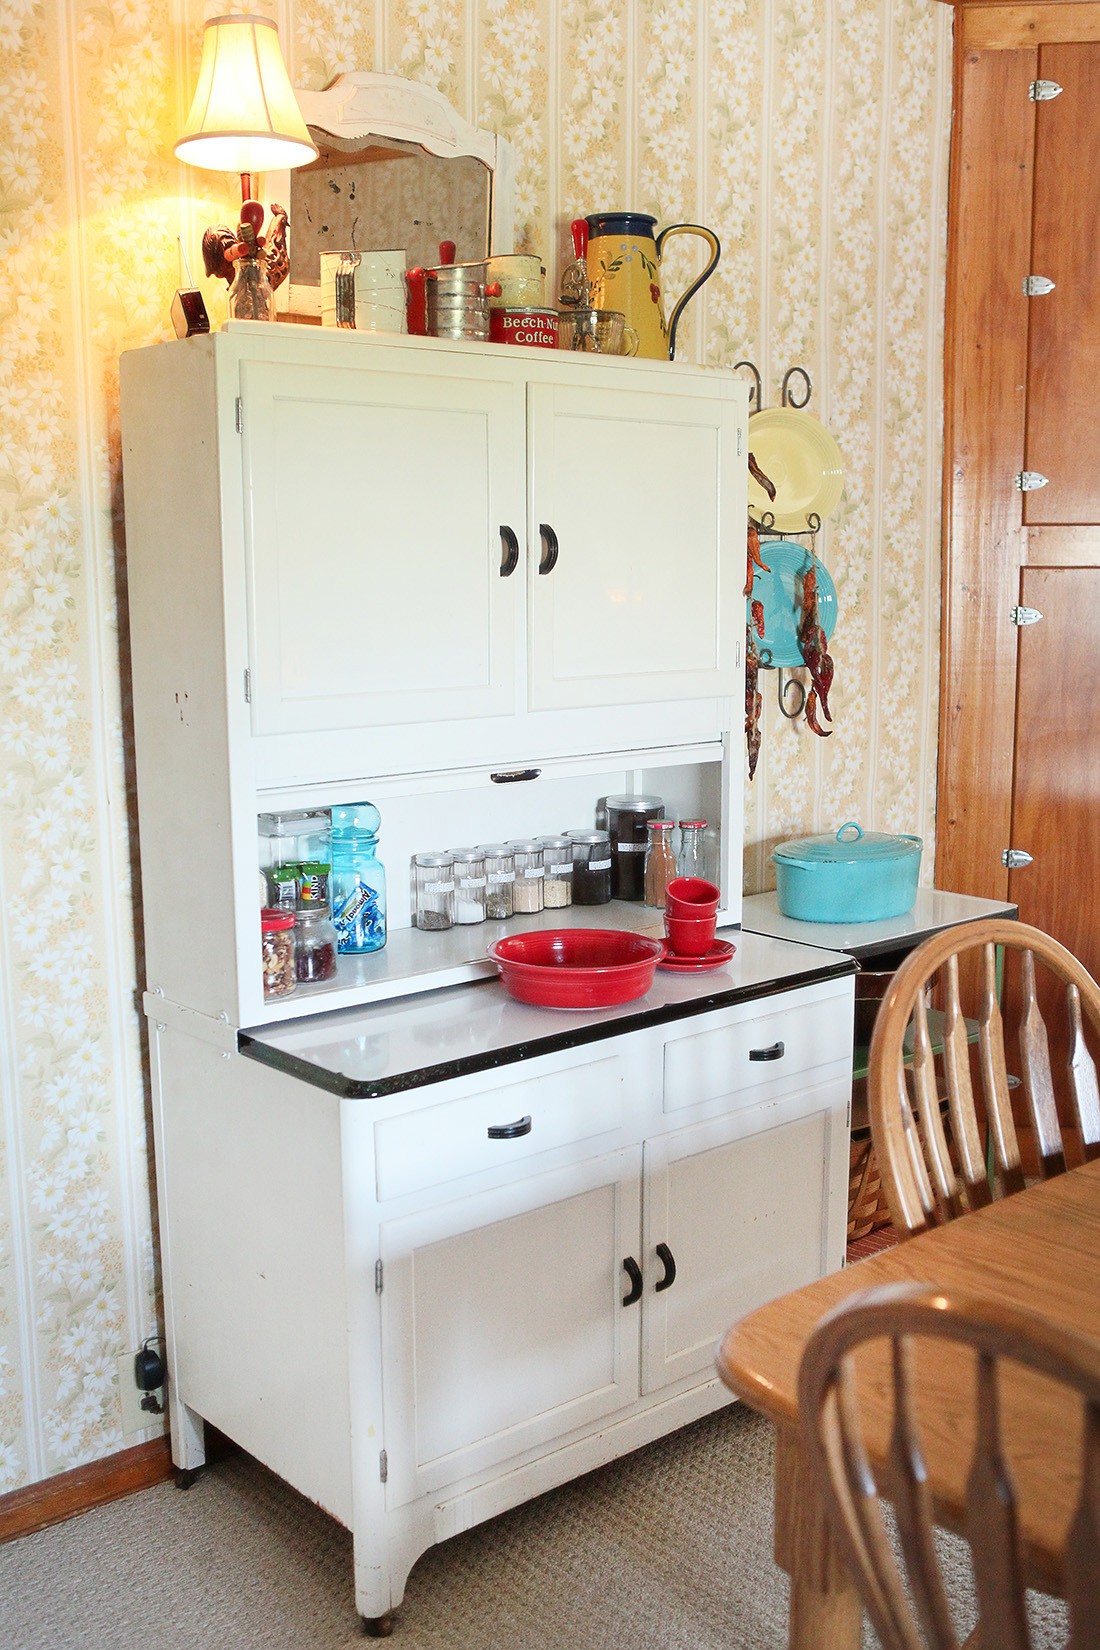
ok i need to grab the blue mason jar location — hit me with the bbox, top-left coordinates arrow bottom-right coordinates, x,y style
330,803 -> 387,954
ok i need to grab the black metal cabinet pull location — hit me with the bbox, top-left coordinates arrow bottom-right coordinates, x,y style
487,1115 -> 532,1140
499,525 -> 519,577
749,1041 -> 785,1062
538,523 -> 559,575
490,768 -> 541,784
654,1242 -> 677,1292
622,1257 -> 643,1306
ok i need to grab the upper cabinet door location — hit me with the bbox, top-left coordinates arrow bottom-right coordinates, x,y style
239,357 -> 523,736
1025,42 -> 1100,527
526,381 -> 743,711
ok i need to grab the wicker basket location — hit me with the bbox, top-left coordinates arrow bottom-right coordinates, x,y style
847,1128 -> 893,1241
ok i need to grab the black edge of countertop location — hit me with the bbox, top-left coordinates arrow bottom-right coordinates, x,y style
237,952 -> 858,1100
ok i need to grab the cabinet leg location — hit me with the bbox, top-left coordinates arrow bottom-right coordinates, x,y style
361,1613 -> 396,1637
170,1398 -> 207,1473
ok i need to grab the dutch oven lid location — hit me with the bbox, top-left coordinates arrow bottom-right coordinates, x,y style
773,821 -> 923,866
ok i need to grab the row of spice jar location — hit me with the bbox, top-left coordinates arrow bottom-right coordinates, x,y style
412,834 -> 612,929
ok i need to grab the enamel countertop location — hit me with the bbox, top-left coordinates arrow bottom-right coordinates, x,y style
239,926 -> 855,1098
741,886 -> 1018,962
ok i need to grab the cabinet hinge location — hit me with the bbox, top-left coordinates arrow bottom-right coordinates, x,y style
1022,275 -> 1055,297
235,396 -> 243,434
1029,79 -> 1062,101
1014,471 -> 1048,492
1002,848 -> 1033,870
1011,605 -> 1042,628
375,1259 -> 383,1294
379,1449 -> 388,1483
243,668 -> 251,703
737,428 -> 742,457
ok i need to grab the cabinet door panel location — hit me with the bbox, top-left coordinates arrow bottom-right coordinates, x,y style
641,1083 -> 847,1394
1024,43 -> 1100,526
527,383 -> 742,710
380,1148 -> 642,1505
240,358 -> 521,734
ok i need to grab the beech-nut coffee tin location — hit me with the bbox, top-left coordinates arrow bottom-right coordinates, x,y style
489,306 -> 559,350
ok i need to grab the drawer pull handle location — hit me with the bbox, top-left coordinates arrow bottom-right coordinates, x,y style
490,768 -> 541,784
654,1242 -> 677,1293
622,1256 -> 643,1307
499,525 -> 520,577
538,523 -> 559,575
749,1040 -> 785,1062
487,1115 -> 532,1140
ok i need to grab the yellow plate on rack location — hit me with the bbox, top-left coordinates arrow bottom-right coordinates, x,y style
746,409 -> 845,530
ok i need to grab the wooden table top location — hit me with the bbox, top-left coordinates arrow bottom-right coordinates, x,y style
716,1159 -> 1100,1594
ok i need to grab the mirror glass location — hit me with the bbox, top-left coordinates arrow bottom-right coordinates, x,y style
288,132 -> 493,284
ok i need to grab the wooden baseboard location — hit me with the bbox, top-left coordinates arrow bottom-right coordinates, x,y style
0,1436 -> 174,1544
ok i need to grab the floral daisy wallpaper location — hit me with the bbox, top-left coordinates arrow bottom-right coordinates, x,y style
0,0 -> 951,1495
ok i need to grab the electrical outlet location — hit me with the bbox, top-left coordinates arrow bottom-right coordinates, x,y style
117,1353 -> 158,1437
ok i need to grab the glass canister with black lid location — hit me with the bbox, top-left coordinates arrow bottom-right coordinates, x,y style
605,794 -> 664,900
570,830 -> 612,904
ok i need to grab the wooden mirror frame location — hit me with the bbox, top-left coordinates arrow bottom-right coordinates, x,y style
266,72 -> 516,319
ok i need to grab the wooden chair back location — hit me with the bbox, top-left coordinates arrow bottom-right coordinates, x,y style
867,919 -> 1100,1237
798,1281 -> 1100,1650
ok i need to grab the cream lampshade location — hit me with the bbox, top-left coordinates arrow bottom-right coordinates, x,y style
174,13 -> 318,187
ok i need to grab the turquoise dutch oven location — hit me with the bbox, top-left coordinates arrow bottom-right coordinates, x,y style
772,822 -> 922,924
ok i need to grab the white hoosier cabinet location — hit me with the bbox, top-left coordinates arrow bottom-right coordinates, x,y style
120,323 -> 855,1631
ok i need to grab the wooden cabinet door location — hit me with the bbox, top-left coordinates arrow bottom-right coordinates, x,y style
239,357 -> 523,736
640,1082 -> 848,1395
1009,567 -> 1100,984
379,1147 -> 642,1507
1024,43 -> 1100,526
525,381 -> 743,711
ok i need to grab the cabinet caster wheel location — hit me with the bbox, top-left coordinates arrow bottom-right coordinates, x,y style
175,1466 -> 203,1490
361,1612 -> 396,1637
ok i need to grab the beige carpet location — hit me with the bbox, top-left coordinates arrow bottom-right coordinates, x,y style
0,1404 -> 1068,1650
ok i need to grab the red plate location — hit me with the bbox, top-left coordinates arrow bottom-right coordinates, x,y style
657,938 -> 737,973
489,929 -> 666,1009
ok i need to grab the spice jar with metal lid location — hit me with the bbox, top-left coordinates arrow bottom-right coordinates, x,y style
480,844 -> 515,919
644,819 -> 677,907
452,848 -> 487,925
509,840 -> 544,914
538,835 -> 573,908
413,852 -> 456,930
606,794 -> 664,900
570,830 -> 612,904
261,908 -> 297,998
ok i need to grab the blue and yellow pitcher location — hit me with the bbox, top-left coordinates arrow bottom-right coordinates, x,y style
585,212 -> 721,360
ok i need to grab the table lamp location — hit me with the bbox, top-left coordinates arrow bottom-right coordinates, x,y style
174,13 -> 318,324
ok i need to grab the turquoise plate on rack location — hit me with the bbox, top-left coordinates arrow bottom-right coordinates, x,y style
747,540 -> 838,668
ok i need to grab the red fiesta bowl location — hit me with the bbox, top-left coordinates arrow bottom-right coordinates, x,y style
488,929 -> 666,1009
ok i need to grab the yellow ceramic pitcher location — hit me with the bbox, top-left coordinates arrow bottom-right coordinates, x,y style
584,212 -> 721,360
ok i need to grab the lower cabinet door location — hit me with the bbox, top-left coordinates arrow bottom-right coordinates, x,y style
379,1146 -> 643,1507
640,1079 -> 849,1395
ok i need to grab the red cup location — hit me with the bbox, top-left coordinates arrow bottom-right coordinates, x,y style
665,876 -> 720,918
664,910 -> 717,957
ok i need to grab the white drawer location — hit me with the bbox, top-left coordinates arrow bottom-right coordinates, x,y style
662,987 -> 852,1113
374,1052 -> 624,1200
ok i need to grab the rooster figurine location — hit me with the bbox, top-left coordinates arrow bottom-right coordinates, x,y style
201,201 -> 290,292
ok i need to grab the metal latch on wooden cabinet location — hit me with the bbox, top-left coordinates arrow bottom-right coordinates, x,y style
1015,472 -> 1049,492
1022,276 -> 1055,297
1011,606 -> 1042,627
1002,849 -> 1033,870
1029,79 -> 1062,101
